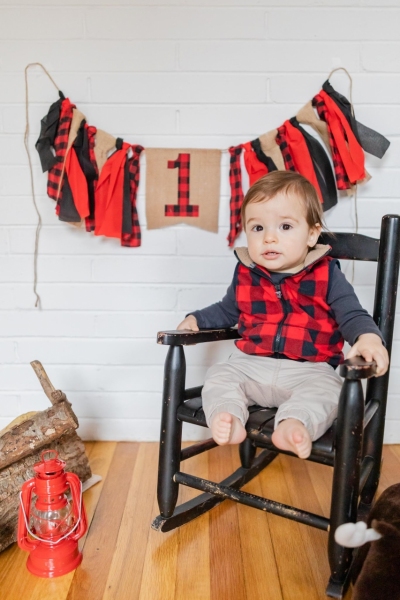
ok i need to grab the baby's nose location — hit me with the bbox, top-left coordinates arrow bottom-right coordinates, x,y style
264,229 -> 277,242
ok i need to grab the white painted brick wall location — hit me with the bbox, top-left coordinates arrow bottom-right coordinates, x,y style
0,1 -> 399,443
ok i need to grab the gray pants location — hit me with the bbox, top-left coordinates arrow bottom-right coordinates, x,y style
202,347 -> 343,441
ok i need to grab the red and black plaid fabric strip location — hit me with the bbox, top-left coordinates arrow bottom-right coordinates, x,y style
236,258 -> 344,367
165,153 -> 199,217
276,125 -> 296,172
121,145 -> 144,247
312,95 -> 351,190
227,145 -> 244,247
47,98 -> 75,201
84,125 -> 98,232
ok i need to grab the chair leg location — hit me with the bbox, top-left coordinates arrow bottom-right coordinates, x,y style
327,379 -> 365,597
157,345 -> 185,518
152,448 -> 278,532
359,378 -> 387,508
357,423 -> 382,519
239,437 -> 257,469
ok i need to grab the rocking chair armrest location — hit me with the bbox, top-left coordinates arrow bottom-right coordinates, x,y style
157,328 -> 241,346
339,356 -> 378,380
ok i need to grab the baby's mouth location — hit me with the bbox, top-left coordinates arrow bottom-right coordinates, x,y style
264,251 -> 280,259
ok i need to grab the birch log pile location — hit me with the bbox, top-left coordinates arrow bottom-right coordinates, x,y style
0,361 -> 91,553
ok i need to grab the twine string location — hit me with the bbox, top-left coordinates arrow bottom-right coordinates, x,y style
24,63 -> 60,309
327,67 -> 358,283
327,67 -> 354,116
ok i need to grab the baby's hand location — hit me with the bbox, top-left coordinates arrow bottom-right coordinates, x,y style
177,315 -> 199,332
346,333 -> 389,376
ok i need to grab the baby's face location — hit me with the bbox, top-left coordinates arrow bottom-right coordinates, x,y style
244,191 -> 320,273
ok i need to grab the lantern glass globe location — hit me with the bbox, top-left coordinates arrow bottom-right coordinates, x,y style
30,498 -> 74,538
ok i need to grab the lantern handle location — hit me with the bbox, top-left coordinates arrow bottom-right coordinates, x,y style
41,449 -> 58,462
66,472 -> 88,541
17,480 -> 38,551
18,480 -> 84,545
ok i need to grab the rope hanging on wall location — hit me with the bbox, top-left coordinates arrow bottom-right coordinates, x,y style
327,67 -> 358,283
24,63 -> 61,308
327,66 -> 359,234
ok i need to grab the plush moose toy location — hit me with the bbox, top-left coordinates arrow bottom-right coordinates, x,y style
335,483 -> 400,600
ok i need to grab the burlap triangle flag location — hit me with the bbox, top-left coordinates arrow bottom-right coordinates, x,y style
145,148 -> 221,232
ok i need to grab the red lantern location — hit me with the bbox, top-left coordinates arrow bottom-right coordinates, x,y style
17,449 -> 88,578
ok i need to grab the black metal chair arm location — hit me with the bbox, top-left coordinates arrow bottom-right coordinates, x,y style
157,328 -> 241,346
339,356 -> 378,379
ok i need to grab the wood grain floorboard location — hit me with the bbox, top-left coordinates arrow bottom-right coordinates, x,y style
259,456 -> 322,600
1,442 -> 400,600
209,445 -> 247,600
175,448 -> 211,600
304,461 -> 333,518
280,454 -> 331,595
138,481 -> 179,600
239,451 -> 283,600
379,446 -> 400,492
102,443 -> 158,600
66,443 -> 139,600
387,444 -> 400,471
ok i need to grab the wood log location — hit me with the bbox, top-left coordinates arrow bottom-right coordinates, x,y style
0,431 -> 92,553
0,400 -> 78,471
0,361 -> 92,553
30,360 -> 70,406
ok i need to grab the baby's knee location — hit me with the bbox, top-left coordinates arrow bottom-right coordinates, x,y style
204,361 -> 241,383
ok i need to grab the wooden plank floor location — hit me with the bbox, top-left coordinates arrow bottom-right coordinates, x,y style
1,442 -> 400,600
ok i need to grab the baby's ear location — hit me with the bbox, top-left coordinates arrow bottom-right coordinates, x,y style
308,224 -> 322,247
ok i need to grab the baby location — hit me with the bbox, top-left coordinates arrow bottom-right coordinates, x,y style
177,171 -> 388,459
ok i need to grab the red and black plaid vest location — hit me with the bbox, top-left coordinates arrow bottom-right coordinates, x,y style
236,256 -> 344,367
47,98 -> 75,201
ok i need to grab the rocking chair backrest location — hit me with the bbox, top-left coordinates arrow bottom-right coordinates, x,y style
320,215 -> 400,460
319,231 -> 379,262
319,215 -> 400,355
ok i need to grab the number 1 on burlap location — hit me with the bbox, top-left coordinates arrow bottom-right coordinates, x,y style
164,153 -> 199,217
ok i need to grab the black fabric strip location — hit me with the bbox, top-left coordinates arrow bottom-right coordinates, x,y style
57,173 -> 81,223
122,154 -> 132,235
116,137 -> 123,151
250,138 -> 278,171
35,98 -> 62,172
322,79 -> 360,141
73,120 -> 98,228
352,121 -> 390,159
289,117 -> 337,212
322,79 -> 390,159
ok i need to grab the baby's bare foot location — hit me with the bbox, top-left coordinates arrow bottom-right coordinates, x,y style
210,412 -> 247,445
271,418 -> 312,459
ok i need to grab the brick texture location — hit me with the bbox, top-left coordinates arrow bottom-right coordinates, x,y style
0,1 -> 399,441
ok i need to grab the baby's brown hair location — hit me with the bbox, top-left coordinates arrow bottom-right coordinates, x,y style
241,171 -> 325,231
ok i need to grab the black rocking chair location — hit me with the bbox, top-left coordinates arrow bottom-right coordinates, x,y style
152,214 -> 400,598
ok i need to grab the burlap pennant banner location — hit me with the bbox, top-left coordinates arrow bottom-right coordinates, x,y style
145,148 -> 221,232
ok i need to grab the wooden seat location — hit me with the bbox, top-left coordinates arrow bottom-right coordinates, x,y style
178,396 -> 337,460
152,215 -> 400,599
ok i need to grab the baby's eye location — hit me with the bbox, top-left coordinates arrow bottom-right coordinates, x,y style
281,223 -> 292,231
252,225 -> 263,232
